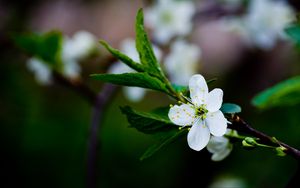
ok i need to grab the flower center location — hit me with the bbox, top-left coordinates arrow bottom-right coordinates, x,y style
161,12 -> 173,23
196,105 -> 208,120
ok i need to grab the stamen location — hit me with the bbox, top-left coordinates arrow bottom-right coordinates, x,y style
180,93 -> 193,104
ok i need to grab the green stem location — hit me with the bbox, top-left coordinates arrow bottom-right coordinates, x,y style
228,115 -> 300,160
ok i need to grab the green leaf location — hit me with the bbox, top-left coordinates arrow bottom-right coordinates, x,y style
220,103 -> 242,114
252,76 -> 300,109
14,31 -> 62,65
99,40 -> 144,72
120,106 -> 186,160
91,73 -> 169,93
120,106 -> 174,134
140,129 -> 187,161
172,84 -> 188,93
285,24 -> 300,45
135,9 -> 161,76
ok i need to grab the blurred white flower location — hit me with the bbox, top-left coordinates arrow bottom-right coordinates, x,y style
27,57 -> 52,85
145,0 -> 196,44
62,31 -> 97,78
220,0 -> 295,50
244,0 -> 295,49
165,40 -> 201,86
62,31 -> 97,62
123,87 -> 146,102
108,38 -> 162,102
28,31 -> 97,84
209,176 -> 246,188
62,60 -> 81,79
207,135 -> 233,161
168,74 -> 227,151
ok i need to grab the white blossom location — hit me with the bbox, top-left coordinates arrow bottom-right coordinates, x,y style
145,0 -> 196,44
220,0 -> 295,50
165,40 -> 201,86
62,31 -> 97,62
207,135 -> 232,161
62,31 -> 97,78
168,74 -> 228,151
108,38 -> 162,102
28,31 -> 97,84
209,176 -> 246,188
245,0 -> 295,49
27,57 -> 52,85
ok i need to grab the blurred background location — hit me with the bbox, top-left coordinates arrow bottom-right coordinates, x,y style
1,0 -> 300,187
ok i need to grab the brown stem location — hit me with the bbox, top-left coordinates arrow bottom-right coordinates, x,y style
53,71 -> 119,187
87,84 -> 118,188
52,72 -> 96,104
228,115 -> 300,160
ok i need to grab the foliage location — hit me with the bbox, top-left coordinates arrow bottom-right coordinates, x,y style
285,24 -> 300,47
252,76 -> 300,109
221,103 -> 242,114
14,31 -> 63,66
91,73 -> 169,93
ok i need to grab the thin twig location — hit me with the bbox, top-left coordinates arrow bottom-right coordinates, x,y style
87,84 -> 118,188
52,72 -> 96,104
228,115 -> 300,160
53,71 -> 119,187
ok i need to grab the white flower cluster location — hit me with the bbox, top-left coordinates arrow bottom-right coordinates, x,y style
27,31 -> 97,85
220,0 -> 295,50
145,0 -> 196,44
112,0 -> 202,102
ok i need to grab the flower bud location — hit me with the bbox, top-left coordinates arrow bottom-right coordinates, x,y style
275,146 -> 287,157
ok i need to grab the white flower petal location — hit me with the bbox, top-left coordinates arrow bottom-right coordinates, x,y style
62,60 -> 81,78
207,136 -> 229,153
189,74 -> 208,106
62,31 -> 96,62
123,87 -> 146,102
207,88 -> 223,112
144,0 -> 195,44
187,119 -> 210,151
211,145 -> 232,161
206,111 -> 227,136
168,104 -> 196,126
164,40 -> 201,85
27,57 -> 52,85
108,62 -> 133,74
207,136 -> 232,161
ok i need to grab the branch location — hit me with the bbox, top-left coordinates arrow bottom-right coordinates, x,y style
228,115 -> 300,160
52,72 -> 96,104
87,84 -> 118,188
